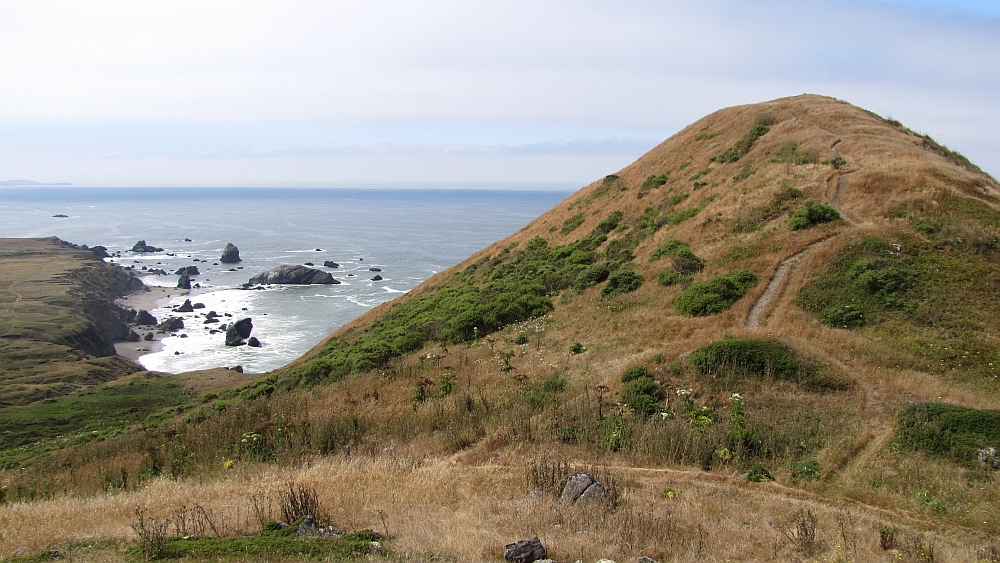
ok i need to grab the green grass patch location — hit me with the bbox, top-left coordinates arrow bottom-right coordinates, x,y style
663,207 -> 701,226
695,132 -> 719,141
897,403 -> 1000,468
560,213 -> 585,235
638,174 -> 670,198
141,529 -> 384,560
0,376 -> 194,468
712,121 -> 772,163
689,338 -> 845,391
675,270 -> 758,316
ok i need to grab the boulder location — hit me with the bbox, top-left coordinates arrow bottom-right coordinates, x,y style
157,317 -> 184,332
177,272 -> 191,289
225,318 -> 253,346
125,329 -> 141,342
368,267 -> 382,272
504,537 -> 547,563
249,265 -> 341,285
131,240 -> 163,253
247,336 -> 261,347
220,242 -> 242,263
560,472 -> 608,504
91,245 -> 110,259
323,261 -> 339,268
135,310 -> 158,326
229,365 -> 244,373
176,299 -> 194,313
193,302 -> 205,309
304,262 -> 314,266
175,266 -> 200,276
371,275 -> 383,281
143,332 -> 154,341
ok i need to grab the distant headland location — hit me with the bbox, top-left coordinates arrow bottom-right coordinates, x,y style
0,179 -> 73,186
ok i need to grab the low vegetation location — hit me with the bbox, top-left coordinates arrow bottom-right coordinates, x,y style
674,270 -> 758,316
788,200 -> 841,230
711,113 -> 776,163
689,338 -> 846,391
731,184 -> 802,233
897,403 -> 1000,468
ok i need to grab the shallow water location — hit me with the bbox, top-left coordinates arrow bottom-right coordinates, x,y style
0,187 -> 572,373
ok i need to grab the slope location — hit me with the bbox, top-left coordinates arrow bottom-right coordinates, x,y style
3,95 -> 1000,563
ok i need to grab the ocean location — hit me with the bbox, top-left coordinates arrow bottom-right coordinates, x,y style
0,187 -> 573,374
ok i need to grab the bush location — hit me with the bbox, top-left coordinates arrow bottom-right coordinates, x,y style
638,174 -> 669,197
689,337 -> 846,391
657,269 -> 681,286
569,342 -> 586,354
650,239 -> 704,273
712,122 -> 771,163
561,213 -> 585,235
897,402 -> 1000,467
821,305 -> 866,328
789,200 -> 841,230
621,376 -> 663,416
575,263 -> 610,289
602,270 -> 644,298
674,270 -> 758,316
620,364 -> 651,383
746,462 -> 774,482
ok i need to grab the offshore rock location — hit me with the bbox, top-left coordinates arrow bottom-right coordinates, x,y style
323,261 -> 339,268
247,336 -> 261,347
225,318 -> 253,346
157,317 -> 184,332
220,242 -> 241,263
175,266 -> 200,276
175,299 -> 194,313
249,265 -> 340,285
131,240 -> 163,253
177,272 -> 191,290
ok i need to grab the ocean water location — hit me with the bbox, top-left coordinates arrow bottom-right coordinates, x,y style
0,187 -> 573,373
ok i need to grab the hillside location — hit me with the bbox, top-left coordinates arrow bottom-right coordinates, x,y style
2,95 -> 1000,562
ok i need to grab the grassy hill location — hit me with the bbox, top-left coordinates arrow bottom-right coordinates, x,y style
2,95 -> 999,562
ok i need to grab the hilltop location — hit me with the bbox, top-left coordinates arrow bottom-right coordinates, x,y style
2,95 -> 999,562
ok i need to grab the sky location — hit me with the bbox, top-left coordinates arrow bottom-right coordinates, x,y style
0,0 -> 998,187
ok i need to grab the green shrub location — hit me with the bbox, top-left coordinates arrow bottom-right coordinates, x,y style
561,213 -> 585,235
712,123 -> 771,163
788,200 -> 841,230
689,338 -> 845,391
638,174 -> 669,197
821,305 -> 866,328
897,402 -> 1000,467
731,185 -> 803,233
602,270 -> 644,298
621,364 -> 652,383
663,207 -> 701,226
575,263 -> 610,289
657,269 -> 681,286
674,270 -> 758,316
650,239 -> 703,272
595,210 -> 624,234
569,342 -> 586,354
621,376 -> 663,416
746,462 -> 774,482
789,459 -> 821,481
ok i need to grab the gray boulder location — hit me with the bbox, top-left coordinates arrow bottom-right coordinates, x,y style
143,331 -> 154,341
177,272 -> 191,289
561,472 -> 608,504
370,275 -> 383,281
176,299 -> 194,313
504,537 -> 547,563
323,261 -> 339,268
220,242 -> 241,263
135,309 -> 157,326
225,318 -> 253,346
249,265 -> 340,285
248,336 -> 261,347
157,317 -> 184,332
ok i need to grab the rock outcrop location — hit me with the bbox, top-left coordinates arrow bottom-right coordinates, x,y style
157,317 -> 184,332
220,242 -> 241,263
135,309 -> 157,326
323,261 -> 339,268
175,266 -> 200,276
225,318 -> 253,346
504,537 -> 547,563
175,299 -> 194,313
177,272 -> 191,289
131,240 -> 163,253
249,265 -> 340,285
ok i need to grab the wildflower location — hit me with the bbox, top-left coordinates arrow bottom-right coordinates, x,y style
223,458 -> 235,469
676,388 -> 692,396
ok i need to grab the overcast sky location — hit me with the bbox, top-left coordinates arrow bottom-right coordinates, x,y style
1,0 -> 997,187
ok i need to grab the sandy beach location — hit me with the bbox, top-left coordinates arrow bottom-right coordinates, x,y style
113,286 -> 189,363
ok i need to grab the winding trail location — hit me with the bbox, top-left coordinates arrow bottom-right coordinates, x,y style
745,247 -> 810,329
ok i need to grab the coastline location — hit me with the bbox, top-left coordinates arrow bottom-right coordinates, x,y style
113,286 -> 189,364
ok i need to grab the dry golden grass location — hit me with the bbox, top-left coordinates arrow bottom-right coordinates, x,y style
2,453 -> 995,563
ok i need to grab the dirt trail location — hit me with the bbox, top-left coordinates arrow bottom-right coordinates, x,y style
745,247 -> 811,329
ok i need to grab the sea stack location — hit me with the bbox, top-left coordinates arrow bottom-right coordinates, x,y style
177,271 -> 192,289
225,318 -> 253,346
220,242 -> 241,263
249,265 -> 340,285
131,240 -> 163,253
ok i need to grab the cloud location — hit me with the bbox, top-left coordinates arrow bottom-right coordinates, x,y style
0,0 -> 997,183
